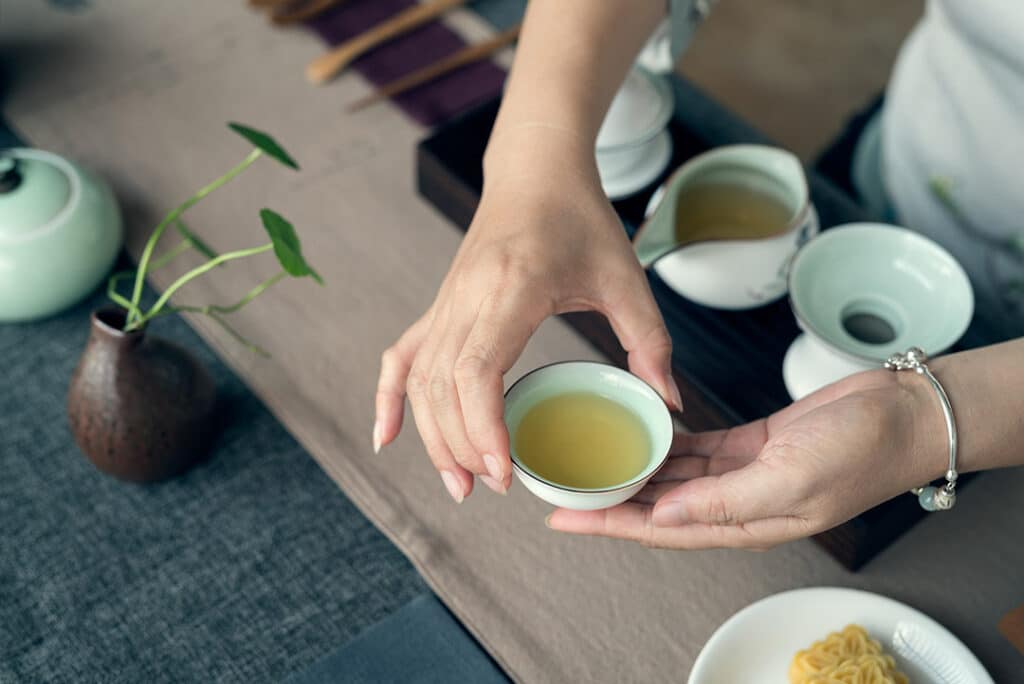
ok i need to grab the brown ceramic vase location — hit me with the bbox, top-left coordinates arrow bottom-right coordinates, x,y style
67,308 -> 217,482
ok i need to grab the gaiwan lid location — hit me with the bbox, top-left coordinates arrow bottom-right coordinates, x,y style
596,67 -> 674,150
0,149 -> 74,242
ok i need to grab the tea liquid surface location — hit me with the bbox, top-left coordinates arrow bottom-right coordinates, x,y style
513,392 -> 650,489
674,181 -> 793,244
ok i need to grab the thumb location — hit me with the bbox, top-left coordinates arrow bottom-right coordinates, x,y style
602,273 -> 681,411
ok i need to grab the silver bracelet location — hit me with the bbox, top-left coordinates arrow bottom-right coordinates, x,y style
884,347 -> 958,511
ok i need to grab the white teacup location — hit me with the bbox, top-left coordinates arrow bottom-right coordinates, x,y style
504,361 -> 673,511
637,144 -> 819,310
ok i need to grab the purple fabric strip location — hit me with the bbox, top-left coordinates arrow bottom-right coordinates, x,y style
307,0 -> 508,127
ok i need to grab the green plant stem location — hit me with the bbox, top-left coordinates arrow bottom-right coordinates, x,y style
106,282 -> 135,313
107,238 -> 191,320
146,271 -> 286,320
207,271 -> 286,314
129,243 -> 274,330
150,239 -> 191,271
175,219 -> 220,260
126,148 -> 262,326
154,305 -> 270,357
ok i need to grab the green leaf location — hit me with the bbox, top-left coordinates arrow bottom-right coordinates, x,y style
259,208 -> 323,284
175,220 -> 219,260
228,122 -> 299,170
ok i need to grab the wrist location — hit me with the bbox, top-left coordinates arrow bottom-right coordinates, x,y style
482,121 -> 600,192
893,368 -> 952,484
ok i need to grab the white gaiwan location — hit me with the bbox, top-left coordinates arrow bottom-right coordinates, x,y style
595,67 -> 674,200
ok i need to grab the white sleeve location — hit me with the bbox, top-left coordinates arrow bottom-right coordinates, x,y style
668,0 -> 715,60
637,1 -> 714,73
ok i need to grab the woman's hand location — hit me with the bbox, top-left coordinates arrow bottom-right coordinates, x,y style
548,368 -> 947,549
374,129 -> 681,502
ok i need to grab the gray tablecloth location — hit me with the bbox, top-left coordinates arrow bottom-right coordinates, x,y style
0,284 -> 426,683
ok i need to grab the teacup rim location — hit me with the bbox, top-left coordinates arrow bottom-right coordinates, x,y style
633,143 -> 812,268
504,360 -> 673,494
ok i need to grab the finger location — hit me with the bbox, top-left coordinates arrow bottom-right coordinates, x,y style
599,268 -> 680,411
455,292 -> 547,487
650,451 -> 752,483
406,363 -> 474,503
548,505 -> 809,549
424,308 -> 505,491
630,480 -> 682,506
670,420 -> 768,461
548,503 -> 656,545
375,312 -> 432,452
650,456 -> 711,483
650,458 -> 797,527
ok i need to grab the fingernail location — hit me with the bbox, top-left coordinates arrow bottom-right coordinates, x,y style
544,513 -> 553,528
480,474 -> 507,495
372,419 -> 382,455
440,471 -> 464,503
653,501 -> 685,527
665,374 -> 684,412
483,453 -> 503,481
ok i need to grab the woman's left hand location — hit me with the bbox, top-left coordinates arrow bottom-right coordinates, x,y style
547,368 -> 947,550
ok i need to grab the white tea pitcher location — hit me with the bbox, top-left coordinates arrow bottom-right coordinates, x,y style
636,144 -> 818,310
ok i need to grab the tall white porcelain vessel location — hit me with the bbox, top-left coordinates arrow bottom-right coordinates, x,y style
783,223 -> 974,399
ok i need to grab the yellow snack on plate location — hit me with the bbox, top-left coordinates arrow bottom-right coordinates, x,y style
790,624 -> 909,684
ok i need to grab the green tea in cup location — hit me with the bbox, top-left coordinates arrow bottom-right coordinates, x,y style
513,391 -> 650,489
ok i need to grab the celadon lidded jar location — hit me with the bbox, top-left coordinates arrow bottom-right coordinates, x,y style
0,148 -> 122,321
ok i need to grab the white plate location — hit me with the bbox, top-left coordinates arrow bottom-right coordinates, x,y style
688,587 -> 993,684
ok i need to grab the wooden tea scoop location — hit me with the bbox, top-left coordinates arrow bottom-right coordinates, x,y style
249,0 -> 294,9
306,0 -> 468,84
271,0 -> 352,25
347,23 -> 521,112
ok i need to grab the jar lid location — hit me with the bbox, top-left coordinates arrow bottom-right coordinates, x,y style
596,68 -> 674,151
0,148 -> 74,243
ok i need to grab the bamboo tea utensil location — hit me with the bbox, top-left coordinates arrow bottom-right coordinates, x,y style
272,0 -> 351,25
249,0 -> 294,9
306,0 -> 468,84
347,23 -> 520,112
1000,603 -> 1024,655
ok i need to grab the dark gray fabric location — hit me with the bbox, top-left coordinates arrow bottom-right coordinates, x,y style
286,595 -> 510,684
0,282 -> 428,683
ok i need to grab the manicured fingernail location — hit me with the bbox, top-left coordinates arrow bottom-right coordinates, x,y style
372,420 -> 382,455
480,474 -> 507,495
440,471 -> 464,503
483,453 -> 503,481
653,501 -> 685,527
665,375 -> 684,412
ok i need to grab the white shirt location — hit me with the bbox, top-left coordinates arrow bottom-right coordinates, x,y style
882,0 -> 1024,337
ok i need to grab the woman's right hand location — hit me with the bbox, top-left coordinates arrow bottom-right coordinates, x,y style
374,127 -> 681,502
